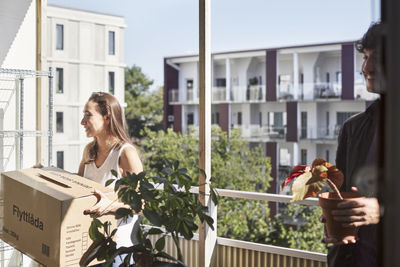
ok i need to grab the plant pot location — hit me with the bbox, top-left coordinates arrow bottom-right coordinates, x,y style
318,191 -> 363,242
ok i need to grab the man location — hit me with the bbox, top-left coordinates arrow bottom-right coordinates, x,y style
325,22 -> 382,267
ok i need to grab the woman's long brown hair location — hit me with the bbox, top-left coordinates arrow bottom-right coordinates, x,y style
85,92 -> 132,163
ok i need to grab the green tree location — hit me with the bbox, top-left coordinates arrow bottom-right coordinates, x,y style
269,204 -> 327,253
141,126 -> 273,243
125,65 -> 163,140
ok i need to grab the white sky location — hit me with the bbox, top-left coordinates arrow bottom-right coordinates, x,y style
47,0 -> 380,90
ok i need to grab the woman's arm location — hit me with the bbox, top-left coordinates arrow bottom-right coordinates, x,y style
119,145 -> 143,175
85,144 -> 144,216
78,145 -> 89,176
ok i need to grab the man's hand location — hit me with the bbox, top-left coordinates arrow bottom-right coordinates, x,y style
320,187 -> 380,245
332,187 -> 380,228
320,215 -> 357,245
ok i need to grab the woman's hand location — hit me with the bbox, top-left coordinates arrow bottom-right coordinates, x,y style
33,163 -> 44,168
84,189 -> 116,217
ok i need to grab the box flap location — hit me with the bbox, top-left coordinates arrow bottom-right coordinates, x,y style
1,168 -> 115,201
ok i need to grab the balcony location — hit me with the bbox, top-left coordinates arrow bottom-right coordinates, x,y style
212,86 -> 227,102
186,88 -> 199,103
231,125 -> 286,140
146,188 -> 327,267
278,83 -> 295,101
314,82 -> 341,100
278,82 -> 342,101
231,85 -> 266,102
168,89 -> 179,103
299,125 -> 341,140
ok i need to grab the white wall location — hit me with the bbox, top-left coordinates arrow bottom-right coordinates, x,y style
1,0 -> 37,171
314,51 -> 341,83
179,61 -> 198,101
46,5 -> 126,172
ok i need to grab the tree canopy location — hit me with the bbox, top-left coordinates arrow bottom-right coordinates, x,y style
125,65 -> 163,140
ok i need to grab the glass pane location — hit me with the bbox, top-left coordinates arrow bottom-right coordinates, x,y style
108,31 -> 115,55
56,24 -> 63,50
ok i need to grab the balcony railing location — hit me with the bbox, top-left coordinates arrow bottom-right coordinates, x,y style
186,88 -> 199,103
168,89 -> 179,103
278,82 -> 342,101
314,82 -> 341,100
299,125 -> 341,140
146,186 -> 326,267
231,85 -> 266,102
231,125 -> 286,140
212,87 -> 226,102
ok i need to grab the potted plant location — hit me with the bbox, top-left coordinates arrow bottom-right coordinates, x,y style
80,159 -> 218,267
281,158 -> 361,242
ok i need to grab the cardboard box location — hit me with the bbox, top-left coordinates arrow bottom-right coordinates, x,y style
0,167 -> 118,267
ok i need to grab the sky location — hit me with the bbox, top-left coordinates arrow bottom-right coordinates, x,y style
47,0 -> 380,90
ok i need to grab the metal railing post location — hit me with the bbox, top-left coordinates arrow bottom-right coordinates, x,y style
48,67 -> 54,167
19,77 -> 24,169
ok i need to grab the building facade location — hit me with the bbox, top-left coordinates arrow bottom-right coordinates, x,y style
164,42 -> 378,196
46,5 -> 126,172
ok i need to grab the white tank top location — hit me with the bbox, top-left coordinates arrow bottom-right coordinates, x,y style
83,143 -> 140,248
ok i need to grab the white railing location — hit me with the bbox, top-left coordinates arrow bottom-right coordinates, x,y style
314,82 -> 341,100
168,89 -> 179,103
230,85 -> 266,102
248,85 -> 265,101
150,183 -> 326,266
212,87 -> 226,102
231,125 -> 286,140
299,125 -> 341,140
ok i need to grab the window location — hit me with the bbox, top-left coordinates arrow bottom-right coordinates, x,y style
215,78 -> 226,87
215,112 -> 219,124
259,112 -> 262,126
56,112 -> 63,133
56,68 -> 64,93
326,111 -> 330,135
108,72 -> 115,95
186,79 -> 193,89
56,24 -> 64,50
108,31 -> 115,55
301,111 -> 307,138
57,151 -> 64,169
336,71 -> 342,82
187,113 -> 194,125
237,112 -> 242,125
326,150 -> 330,162
301,149 -> 307,165
326,72 -> 330,83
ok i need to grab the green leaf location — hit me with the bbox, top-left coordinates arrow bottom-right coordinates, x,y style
115,208 -> 132,220
163,167 -> 173,175
155,236 -> 166,252
203,215 -> 215,230
144,210 -> 163,227
110,169 -> 118,178
173,160 -> 179,170
89,220 -> 104,241
148,228 -> 163,235
105,179 -> 115,187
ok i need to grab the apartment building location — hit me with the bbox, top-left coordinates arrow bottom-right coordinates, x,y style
163,42 -> 378,194
47,5 -> 126,172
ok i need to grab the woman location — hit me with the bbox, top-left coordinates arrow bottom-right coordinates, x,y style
78,92 -> 143,266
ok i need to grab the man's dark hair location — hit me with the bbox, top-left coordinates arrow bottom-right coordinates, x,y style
356,22 -> 383,53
